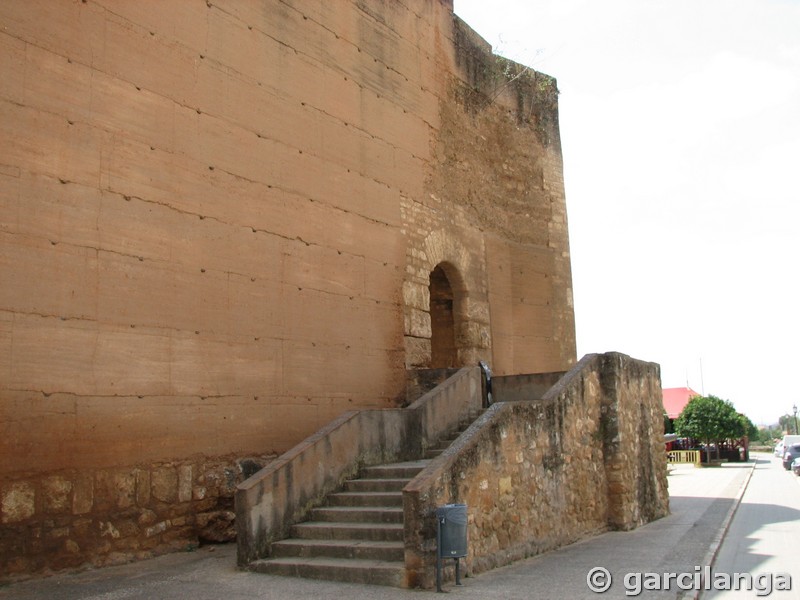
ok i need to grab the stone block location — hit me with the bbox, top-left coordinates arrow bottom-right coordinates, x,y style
99,521 -> 120,539
138,509 -> 157,526
404,307 -> 431,338
151,467 -> 178,503
162,526 -> 194,544
220,467 -> 238,497
72,517 -> 92,537
194,498 -> 218,514
2,481 -> 35,523
177,465 -> 193,503
114,471 -> 137,509
41,475 -> 72,513
404,336 -> 431,369
46,526 -> 69,539
402,281 -> 429,311
93,469 -> 136,512
457,321 -> 491,349
145,521 -> 168,538
115,519 -> 140,538
135,469 -> 150,506
463,298 -> 490,324
197,510 -> 236,543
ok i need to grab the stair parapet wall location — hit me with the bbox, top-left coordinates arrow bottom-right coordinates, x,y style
595,353 -> 669,530
402,352 -> 669,588
493,371 -> 567,402
406,367 -> 483,453
405,368 -> 461,405
236,367 -> 483,566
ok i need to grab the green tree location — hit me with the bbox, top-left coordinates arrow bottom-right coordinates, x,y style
759,424 -> 783,444
664,413 -> 675,435
674,395 -> 743,462
779,414 -> 798,435
739,415 -> 758,441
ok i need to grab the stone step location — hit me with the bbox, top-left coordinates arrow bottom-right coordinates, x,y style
250,556 -> 406,587
270,538 -> 404,561
424,422 -> 478,458
327,491 -> 403,507
245,412 -> 489,587
310,506 -> 403,524
361,460 -> 429,479
343,478 -> 409,492
434,438 -> 458,450
290,521 -> 403,542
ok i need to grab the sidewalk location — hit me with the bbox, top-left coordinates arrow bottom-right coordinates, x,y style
0,459 -> 755,600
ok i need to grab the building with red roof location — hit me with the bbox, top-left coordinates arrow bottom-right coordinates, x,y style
663,387 -> 700,419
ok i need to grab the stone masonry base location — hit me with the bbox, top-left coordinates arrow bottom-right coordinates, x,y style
1,453 -> 275,581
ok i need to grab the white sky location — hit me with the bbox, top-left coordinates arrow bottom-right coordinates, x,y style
455,0 -> 800,425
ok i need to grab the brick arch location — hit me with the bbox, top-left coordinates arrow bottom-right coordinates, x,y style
402,229 -> 491,369
421,230 -> 473,288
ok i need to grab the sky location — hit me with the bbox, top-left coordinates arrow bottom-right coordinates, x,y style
454,0 -> 800,425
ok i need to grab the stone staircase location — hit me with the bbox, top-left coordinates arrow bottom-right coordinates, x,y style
424,429 -> 466,459
248,459 -> 424,586
248,413 -> 481,586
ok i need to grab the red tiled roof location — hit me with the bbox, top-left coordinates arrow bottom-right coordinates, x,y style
663,387 -> 700,419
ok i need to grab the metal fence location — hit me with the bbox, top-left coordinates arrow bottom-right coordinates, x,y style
667,450 -> 701,465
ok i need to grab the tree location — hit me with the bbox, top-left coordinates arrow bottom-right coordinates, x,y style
739,415 -> 758,441
674,395 -> 744,462
779,414 -> 797,435
765,428 -> 778,443
664,413 -> 675,435
759,424 -> 783,444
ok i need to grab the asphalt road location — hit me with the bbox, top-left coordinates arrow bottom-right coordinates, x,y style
702,454 -> 800,599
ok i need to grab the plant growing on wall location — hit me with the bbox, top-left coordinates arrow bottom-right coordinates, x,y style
674,395 -> 745,462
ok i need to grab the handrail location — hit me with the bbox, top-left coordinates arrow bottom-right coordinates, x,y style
478,360 -> 493,407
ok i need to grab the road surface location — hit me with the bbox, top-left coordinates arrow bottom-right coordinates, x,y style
702,453 -> 800,599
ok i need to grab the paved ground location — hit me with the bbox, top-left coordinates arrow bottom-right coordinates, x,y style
704,454 -> 800,599
0,458 -> 756,600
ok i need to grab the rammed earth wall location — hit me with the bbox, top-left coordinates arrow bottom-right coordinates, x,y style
0,0 -> 576,578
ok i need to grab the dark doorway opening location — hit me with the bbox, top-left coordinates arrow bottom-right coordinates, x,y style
429,264 -> 457,369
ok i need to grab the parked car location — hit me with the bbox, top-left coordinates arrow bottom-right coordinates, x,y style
781,435 -> 800,453
783,443 -> 800,470
792,457 -> 800,476
774,441 -> 785,457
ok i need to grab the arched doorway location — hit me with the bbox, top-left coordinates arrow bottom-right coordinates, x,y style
429,264 -> 457,368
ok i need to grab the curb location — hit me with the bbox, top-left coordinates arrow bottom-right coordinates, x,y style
690,458 -> 758,600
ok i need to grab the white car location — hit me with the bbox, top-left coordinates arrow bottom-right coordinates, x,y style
775,441 -> 785,457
